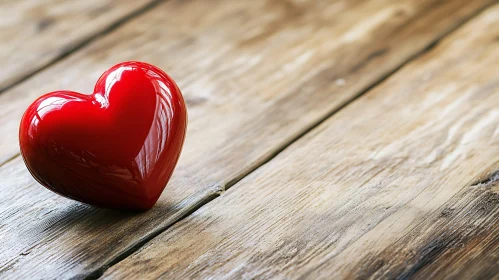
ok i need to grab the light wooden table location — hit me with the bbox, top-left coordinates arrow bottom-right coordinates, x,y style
1,0 -> 499,279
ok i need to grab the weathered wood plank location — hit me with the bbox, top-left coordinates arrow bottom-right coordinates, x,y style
0,0 -> 156,92
339,166 -> 499,279
103,4 -> 499,279
0,0 -> 494,278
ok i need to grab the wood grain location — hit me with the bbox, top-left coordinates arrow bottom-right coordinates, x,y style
340,166 -> 499,279
0,0 -> 157,93
0,0 -> 495,278
103,4 -> 499,279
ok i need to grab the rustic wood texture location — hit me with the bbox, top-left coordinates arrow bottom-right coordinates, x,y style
0,0 -> 496,278
103,4 -> 499,279
0,0 -> 156,93
341,165 -> 499,279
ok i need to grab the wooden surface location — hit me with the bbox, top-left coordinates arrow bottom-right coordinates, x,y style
0,0 -> 156,92
1,0 -> 499,279
103,4 -> 499,278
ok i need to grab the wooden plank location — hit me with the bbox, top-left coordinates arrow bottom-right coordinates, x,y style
102,4 -> 499,279
336,166 -> 499,279
0,0 -> 157,93
0,0 -> 494,278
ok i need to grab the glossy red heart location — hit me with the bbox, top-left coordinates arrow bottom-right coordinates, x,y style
19,62 -> 187,210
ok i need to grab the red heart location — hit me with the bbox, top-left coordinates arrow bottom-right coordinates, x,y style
19,62 -> 187,210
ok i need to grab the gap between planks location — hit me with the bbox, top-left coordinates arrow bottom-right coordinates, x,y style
0,154 -> 21,169
79,3 -> 499,279
0,0 -> 167,95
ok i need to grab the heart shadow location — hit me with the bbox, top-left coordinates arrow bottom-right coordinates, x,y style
31,200 -> 175,240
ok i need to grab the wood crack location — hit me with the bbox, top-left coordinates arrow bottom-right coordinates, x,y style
471,170 -> 499,187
